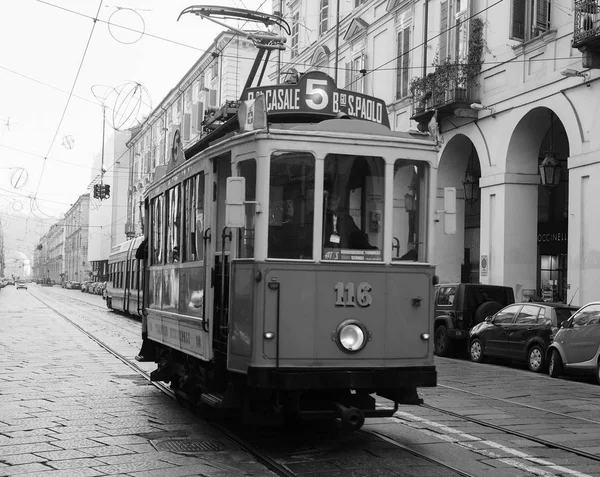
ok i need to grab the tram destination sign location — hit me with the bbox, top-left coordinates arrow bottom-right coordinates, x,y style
241,71 -> 390,128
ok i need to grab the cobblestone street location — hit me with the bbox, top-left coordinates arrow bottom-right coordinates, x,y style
0,285 -> 273,477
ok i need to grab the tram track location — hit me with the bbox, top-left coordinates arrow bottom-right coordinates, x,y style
31,291 -> 482,477
420,402 -> 600,464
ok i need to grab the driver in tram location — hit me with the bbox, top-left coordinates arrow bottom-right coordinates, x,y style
323,183 -> 376,250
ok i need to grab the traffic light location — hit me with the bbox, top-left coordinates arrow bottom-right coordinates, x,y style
93,184 -> 100,198
103,184 -> 110,199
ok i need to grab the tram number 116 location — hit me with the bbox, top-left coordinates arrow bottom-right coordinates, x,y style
334,282 -> 372,307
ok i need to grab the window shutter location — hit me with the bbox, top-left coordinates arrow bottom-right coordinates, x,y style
196,101 -> 204,130
345,61 -> 351,89
535,0 -> 550,33
511,0 -> 526,40
209,89 -> 217,106
183,113 -> 191,141
439,1 -> 449,61
396,31 -> 403,99
401,27 -> 410,98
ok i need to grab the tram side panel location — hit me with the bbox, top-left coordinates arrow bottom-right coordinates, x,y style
146,265 -> 211,361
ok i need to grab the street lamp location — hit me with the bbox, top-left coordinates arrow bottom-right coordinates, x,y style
539,112 -> 561,187
463,145 -> 480,205
539,152 -> 561,187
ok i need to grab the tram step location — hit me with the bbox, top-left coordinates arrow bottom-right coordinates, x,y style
200,393 -> 225,408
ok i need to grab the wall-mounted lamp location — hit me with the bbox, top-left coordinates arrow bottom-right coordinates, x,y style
560,68 -> 590,85
470,102 -> 495,114
560,68 -> 589,80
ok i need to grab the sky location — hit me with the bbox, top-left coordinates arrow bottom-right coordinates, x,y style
0,0 -> 269,257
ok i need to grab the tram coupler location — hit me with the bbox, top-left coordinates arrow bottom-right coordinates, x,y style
333,402 -> 365,431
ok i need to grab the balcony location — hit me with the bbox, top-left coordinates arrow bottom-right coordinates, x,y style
410,79 -> 479,127
573,0 -> 600,67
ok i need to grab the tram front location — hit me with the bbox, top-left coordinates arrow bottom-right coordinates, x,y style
226,112 -> 444,429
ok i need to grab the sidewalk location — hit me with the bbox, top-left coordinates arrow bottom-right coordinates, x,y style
0,286 -> 270,477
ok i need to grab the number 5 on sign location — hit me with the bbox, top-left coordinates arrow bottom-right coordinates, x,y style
335,282 -> 372,307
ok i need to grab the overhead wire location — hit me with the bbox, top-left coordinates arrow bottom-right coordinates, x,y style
32,0 -> 105,200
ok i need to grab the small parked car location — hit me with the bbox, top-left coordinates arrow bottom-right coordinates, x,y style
547,301 -> 600,384
468,302 -> 578,372
16,280 -> 28,290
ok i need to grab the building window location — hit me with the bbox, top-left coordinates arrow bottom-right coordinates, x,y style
354,0 -> 368,6
291,11 -> 299,58
345,54 -> 365,93
396,25 -> 410,99
511,0 -> 551,41
319,0 -> 329,35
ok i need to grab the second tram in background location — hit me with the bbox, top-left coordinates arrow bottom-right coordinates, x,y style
105,236 -> 144,318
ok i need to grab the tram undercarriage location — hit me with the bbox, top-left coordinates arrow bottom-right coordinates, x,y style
148,344 -> 433,431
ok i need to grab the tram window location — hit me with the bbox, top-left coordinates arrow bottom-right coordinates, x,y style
150,195 -> 164,264
268,152 -> 315,259
392,162 -> 426,261
183,173 -> 205,262
165,185 -> 181,264
238,160 -> 256,258
322,154 -> 384,260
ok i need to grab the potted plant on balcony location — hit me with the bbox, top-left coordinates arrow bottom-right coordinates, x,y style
410,17 -> 486,108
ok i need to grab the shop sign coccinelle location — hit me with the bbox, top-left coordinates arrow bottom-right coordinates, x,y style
241,71 -> 390,128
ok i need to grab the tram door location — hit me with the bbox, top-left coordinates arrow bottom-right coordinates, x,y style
207,154 -> 232,369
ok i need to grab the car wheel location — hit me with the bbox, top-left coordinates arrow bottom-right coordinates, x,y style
596,359 -> 600,386
527,345 -> 545,373
434,325 -> 451,357
469,339 -> 484,363
549,350 -> 563,378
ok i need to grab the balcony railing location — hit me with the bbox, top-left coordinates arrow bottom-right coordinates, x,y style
573,0 -> 600,49
410,77 -> 479,126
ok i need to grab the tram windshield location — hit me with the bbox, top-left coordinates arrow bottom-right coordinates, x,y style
322,154 -> 384,261
268,152 -> 315,259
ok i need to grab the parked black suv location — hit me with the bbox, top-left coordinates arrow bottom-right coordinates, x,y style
434,283 -> 515,356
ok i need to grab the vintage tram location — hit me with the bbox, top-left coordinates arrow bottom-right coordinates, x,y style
105,236 -> 144,317
135,6 -> 452,430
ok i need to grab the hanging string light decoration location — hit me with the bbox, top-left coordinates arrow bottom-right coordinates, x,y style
61,135 -> 75,149
108,7 -> 146,45
92,82 -> 152,131
9,168 -> 28,189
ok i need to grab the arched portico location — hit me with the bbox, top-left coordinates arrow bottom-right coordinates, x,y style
436,134 -> 482,284
479,107 -> 570,301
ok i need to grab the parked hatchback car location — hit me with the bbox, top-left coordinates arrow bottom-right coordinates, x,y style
434,283 -> 515,356
468,302 -> 578,372
547,301 -> 600,384
16,280 -> 28,290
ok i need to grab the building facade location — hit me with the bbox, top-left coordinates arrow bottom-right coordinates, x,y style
64,194 -> 90,283
126,31 -> 258,236
88,129 -> 131,282
275,0 -> 600,306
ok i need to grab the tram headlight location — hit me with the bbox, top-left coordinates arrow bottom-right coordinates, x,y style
335,320 -> 368,353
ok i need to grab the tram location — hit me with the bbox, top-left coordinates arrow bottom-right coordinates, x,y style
106,236 -> 144,317
135,6 -> 453,430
